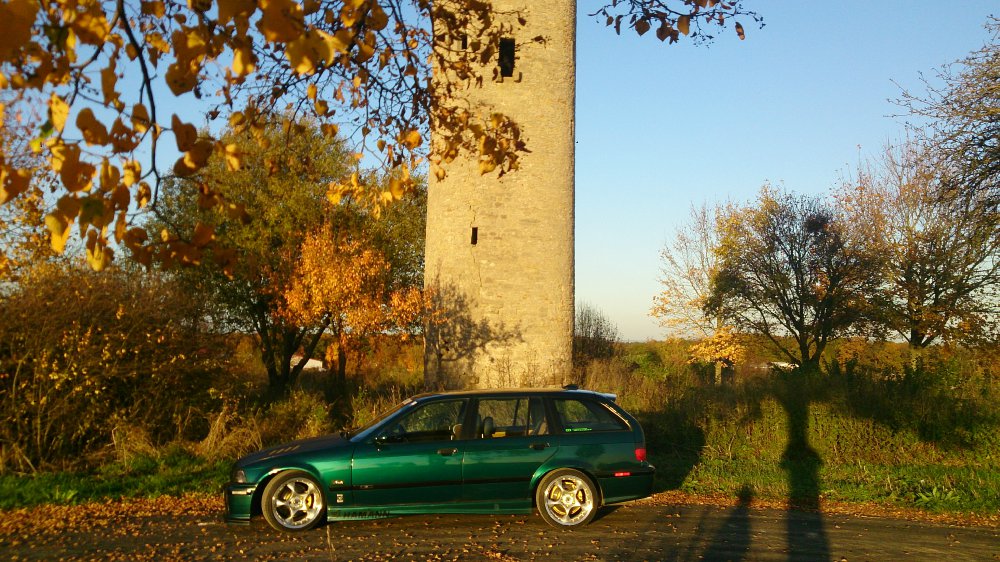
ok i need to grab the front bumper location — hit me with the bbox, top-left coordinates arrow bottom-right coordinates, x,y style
224,483 -> 257,524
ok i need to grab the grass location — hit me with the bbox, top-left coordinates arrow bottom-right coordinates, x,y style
633,385 -> 999,515
0,447 -> 229,509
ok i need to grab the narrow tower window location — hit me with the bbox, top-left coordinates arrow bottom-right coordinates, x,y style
461,34 -> 468,50
498,38 -> 515,77
471,227 -> 479,245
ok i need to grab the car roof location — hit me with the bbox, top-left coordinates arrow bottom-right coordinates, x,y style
410,386 -> 618,402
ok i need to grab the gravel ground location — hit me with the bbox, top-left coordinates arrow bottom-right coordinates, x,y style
1,492 -> 997,561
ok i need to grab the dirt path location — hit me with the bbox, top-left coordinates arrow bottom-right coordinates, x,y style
1,494 -> 997,561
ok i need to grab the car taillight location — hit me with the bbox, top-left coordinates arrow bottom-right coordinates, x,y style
635,447 -> 647,462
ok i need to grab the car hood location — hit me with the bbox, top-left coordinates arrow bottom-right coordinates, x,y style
237,434 -> 350,467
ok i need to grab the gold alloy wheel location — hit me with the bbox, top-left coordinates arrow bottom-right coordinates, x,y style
538,470 -> 597,527
263,472 -> 326,531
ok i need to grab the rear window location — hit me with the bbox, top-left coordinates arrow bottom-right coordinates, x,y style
475,397 -> 549,438
553,398 -> 628,433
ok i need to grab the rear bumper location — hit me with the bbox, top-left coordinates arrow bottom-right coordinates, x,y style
598,465 -> 655,505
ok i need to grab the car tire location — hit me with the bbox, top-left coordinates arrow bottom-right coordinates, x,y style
535,468 -> 600,528
261,470 -> 326,532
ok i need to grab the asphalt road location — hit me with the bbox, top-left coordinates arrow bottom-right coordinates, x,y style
3,498 -> 998,561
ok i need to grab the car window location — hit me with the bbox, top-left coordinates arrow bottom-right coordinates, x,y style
475,397 -> 548,438
378,399 -> 466,443
553,398 -> 628,433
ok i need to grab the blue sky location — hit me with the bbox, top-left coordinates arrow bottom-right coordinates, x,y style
574,1 -> 998,341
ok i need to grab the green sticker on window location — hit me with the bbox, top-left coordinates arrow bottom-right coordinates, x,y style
566,427 -> 592,432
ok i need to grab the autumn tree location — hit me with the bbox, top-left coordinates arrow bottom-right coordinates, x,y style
153,117 -> 354,395
650,202 -> 745,383
281,222 -> 425,385
707,187 -> 882,372
840,141 -> 1000,358
899,17 -> 1000,210
0,0 -> 759,272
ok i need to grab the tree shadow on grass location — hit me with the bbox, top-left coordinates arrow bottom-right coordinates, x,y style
635,407 -> 705,493
773,371 -> 830,561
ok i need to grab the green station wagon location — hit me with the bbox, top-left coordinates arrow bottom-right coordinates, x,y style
225,386 -> 655,531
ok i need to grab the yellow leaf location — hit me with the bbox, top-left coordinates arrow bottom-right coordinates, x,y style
478,158 -> 497,175
77,108 -> 110,146
101,60 -> 121,109
0,0 -> 36,61
258,0 -> 304,43
122,160 -> 141,186
51,143 -> 95,192
192,222 -> 214,247
73,6 -> 111,45
136,182 -> 151,208
314,99 -> 328,115
141,0 -> 166,18
678,15 -> 690,36
326,183 -> 343,205
45,212 -> 72,253
99,158 -> 120,191
400,129 -> 422,149
111,184 -> 130,210
49,94 -> 70,133
388,177 -> 405,200
172,115 -> 198,151
165,60 -> 199,95
221,143 -> 243,171
284,32 -> 321,75
307,83 -> 317,100
0,165 -> 31,204
218,0 -> 255,23
131,103 -> 150,133
355,31 -> 376,63
367,2 -> 389,31
86,236 -> 113,271
232,44 -> 256,76
184,140 -> 213,168
109,118 -> 139,153
188,0 -> 211,13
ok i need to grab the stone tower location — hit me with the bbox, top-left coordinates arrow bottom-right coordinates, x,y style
424,1 -> 576,389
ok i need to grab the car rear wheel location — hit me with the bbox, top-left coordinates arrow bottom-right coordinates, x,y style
261,471 -> 326,532
536,469 -> 599,528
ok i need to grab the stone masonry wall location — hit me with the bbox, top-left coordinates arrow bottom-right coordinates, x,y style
424,1 -> 576,389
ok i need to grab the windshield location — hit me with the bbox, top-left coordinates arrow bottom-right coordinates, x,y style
346,398 -> 415,443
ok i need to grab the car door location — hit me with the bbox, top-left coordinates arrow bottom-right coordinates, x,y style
351,398 -> 467,506
462,396 -> 557,503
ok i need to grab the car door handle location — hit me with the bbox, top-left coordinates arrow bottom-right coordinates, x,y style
437,448 -> 458,456
530,442 -> 550,451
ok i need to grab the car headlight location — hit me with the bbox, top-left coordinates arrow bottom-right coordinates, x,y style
232,468 -> 247,483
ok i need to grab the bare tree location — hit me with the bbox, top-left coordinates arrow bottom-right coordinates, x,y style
898,17 -> 1000,211
573,302 -> 620,367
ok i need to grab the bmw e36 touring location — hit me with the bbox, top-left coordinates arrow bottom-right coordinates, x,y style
224,386 -> 655,531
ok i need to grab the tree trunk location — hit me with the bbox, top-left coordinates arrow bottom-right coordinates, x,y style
337,345 -> 348,385
713,314 -> 724,385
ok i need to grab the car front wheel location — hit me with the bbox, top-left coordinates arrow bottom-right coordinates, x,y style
536,469 -> 599,528
261,470 -> 326,532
